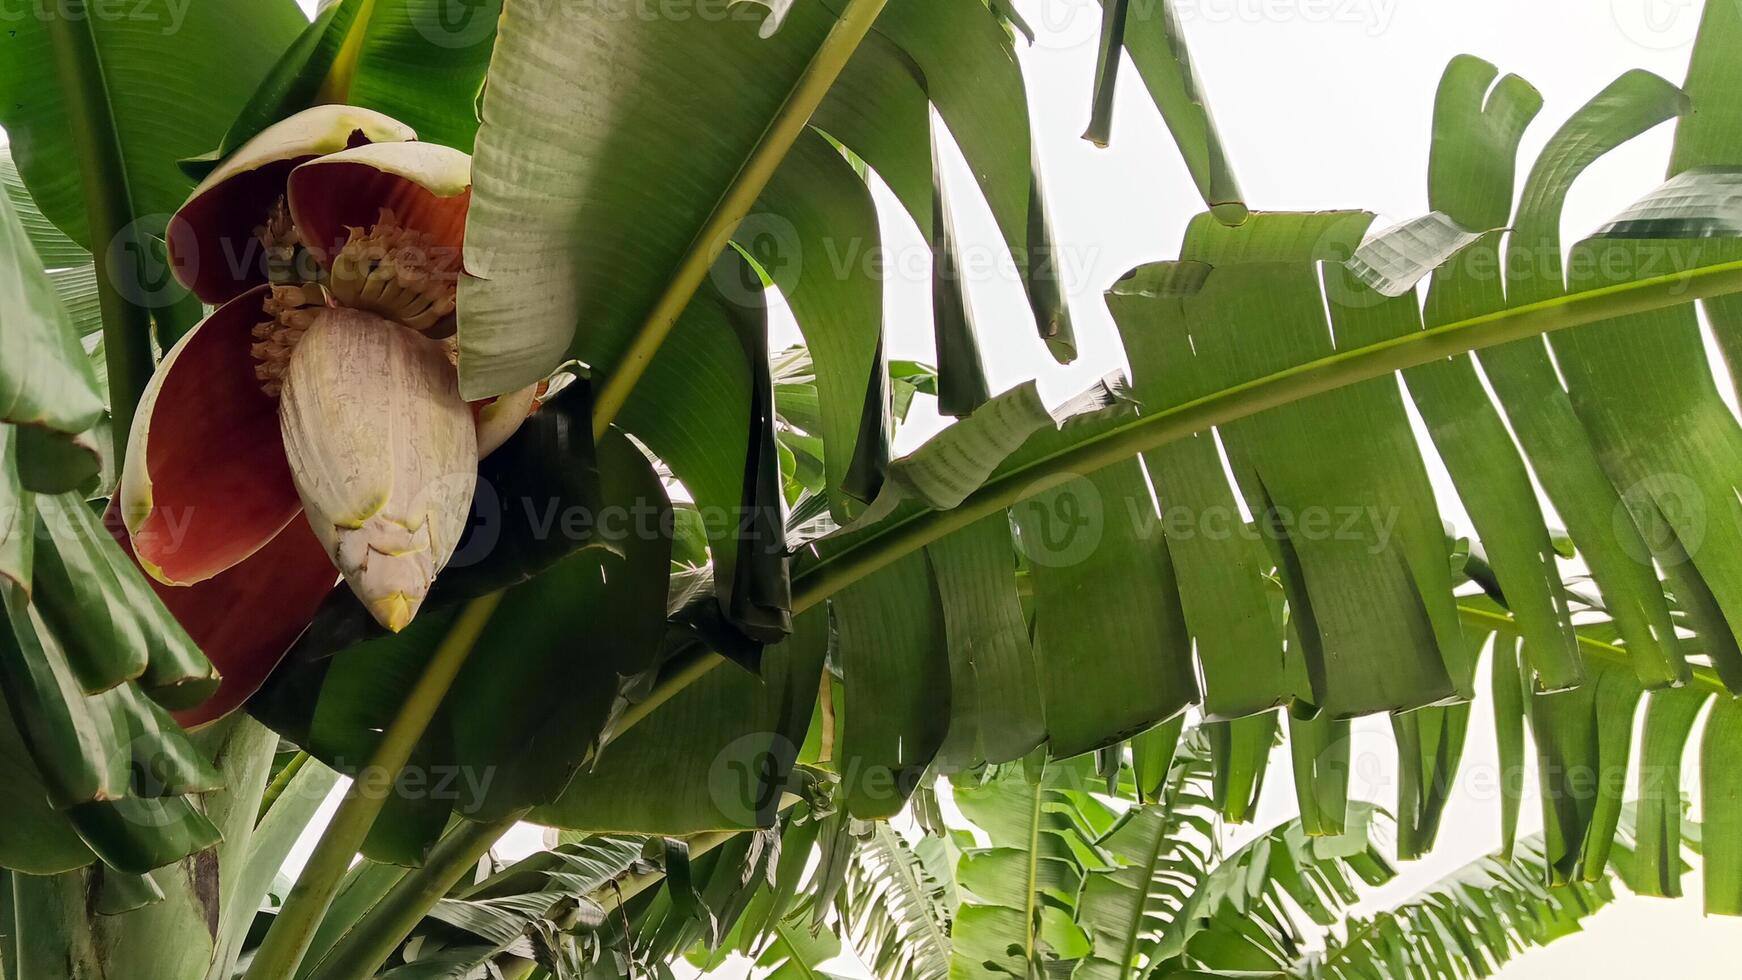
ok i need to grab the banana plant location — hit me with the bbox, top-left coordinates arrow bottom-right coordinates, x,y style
5,1 -> 1742,979
406,726 -> 1662,980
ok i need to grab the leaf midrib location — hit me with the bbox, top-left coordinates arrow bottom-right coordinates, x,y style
864,826 -> 951,978
1022,769 -> 1043,972
792,255 -> 1742,610
608,255 -> 1742,747
773,919 -> 826,980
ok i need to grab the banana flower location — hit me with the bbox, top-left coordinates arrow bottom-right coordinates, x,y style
116,106 -> 532,724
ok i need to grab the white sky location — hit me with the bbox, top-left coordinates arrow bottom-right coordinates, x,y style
278,0 -> 1742,975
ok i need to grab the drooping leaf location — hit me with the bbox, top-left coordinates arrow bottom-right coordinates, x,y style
926,514 -> 1045,770
833,553 -> 950,819
1290,710 -> 1351,839
0,176 -> 105,443
1486,69 -> 1693,687
1392,702 -> 1469,860
1130,717 -> 1185,806
1701,696 -> 1742,915
1005,391 -> 1199,758
1107,261 -> 1289,719
458,1 -> 845,397
1559,211 -> 1742,689
62,795 -> 221,877
1633,686 -> 1708,897
32,493 -> 216,709
1206,712 -> 1274,824
1525,662 -> 1642,884
0,581 -> 219,810
1094,0 -> 1245,222
754,133 -> 884,520
722,266 -> 794,643
612,254 -> 782,644
0,692 -> 94,875
929,131 -> 991,419
69,718 -> 279,980
812,31 -> 931,238
869,0 -> 1070,360
1394,57 -> 1583,691
1490,636 -> 1528,859
1165,211 -> 1468,717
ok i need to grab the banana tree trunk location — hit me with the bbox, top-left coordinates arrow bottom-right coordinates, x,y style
6,718 -> 279,980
